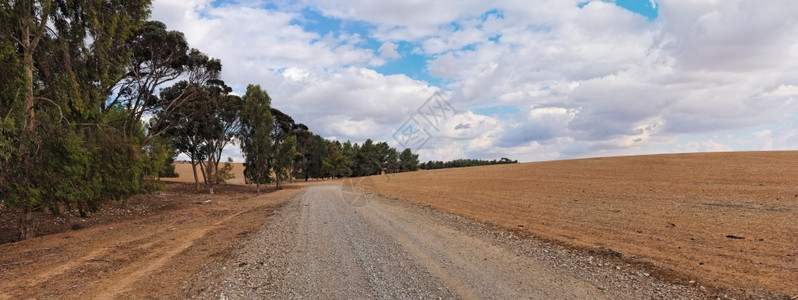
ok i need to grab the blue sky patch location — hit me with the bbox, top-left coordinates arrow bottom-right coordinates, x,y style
611,0 -> 658,20
471,105 -> 520,117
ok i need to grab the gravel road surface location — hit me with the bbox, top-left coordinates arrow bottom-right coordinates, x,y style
201,183 -> 705,299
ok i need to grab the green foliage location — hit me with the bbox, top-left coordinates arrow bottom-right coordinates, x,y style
157,81 -> 206,179
142,134 -> 177,179
0,1 -> 171,239
419,157 -> 519,170
399,148 -> 420,172
216,157 -> 235,184
158,152 -> 179,178
322,141 -> 349,178
199,87 -> 241,193
110,20 -> 220,141
159,77 -> 240,194
304,137 -> 420,180
273,135 -> 297,188
240,84 -> 274,188
307,135 -> 329,179
354,139 -> 382,176
0,38 -> 25,113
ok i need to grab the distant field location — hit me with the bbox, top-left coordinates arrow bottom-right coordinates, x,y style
166,161 -> 247,185
373,151 -> 798,297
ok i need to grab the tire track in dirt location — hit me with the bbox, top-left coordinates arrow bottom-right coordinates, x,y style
0,224 -> 175,299
94,210 -> 246,298
0,186 -> 302,299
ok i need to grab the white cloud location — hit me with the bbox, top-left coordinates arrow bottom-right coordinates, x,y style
378,42 -> 401,59
151,0 -> 381,89
303,0 -> 493,41
656,1 -> 798,72
752,130 -> 774,151
678,139 -> 733,153
269,67 -> 437,141
153,0 -> 798,162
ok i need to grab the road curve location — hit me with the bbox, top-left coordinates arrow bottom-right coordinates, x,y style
206,183 -> 703,299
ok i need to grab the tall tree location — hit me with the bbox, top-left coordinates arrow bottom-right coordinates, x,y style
158,81 -> 206,189
198,84 -> 240,194
239,85 -> 273,193
159,78 -> 236,195
292,124 -> 312,181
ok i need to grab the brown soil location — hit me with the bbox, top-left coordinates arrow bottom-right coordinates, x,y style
374,151 -> 798,298
0,182 -> 302,299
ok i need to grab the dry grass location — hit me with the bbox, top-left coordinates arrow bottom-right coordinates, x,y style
374,151 -> 798,297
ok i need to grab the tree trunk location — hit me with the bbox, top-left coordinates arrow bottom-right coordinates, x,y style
206,158 -> 214,194
256,183 -> 260,194
190,158 -> 200,190
18,207 -> 34,240
16,1 -> 41,242
20,9 -> 35,131
198,159 -> 207,185
24,53 -> 34,130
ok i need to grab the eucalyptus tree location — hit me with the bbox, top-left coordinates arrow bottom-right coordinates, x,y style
159,79 -> 239,194
201,84 -> 241,194
0,0 -> 150,240
158,81 -> 208,189
108,21 -> 221,143
239,85 -> 274,193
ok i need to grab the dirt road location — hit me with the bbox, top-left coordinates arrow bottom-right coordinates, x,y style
201,184 -> 704,299
0,184 -> 301,299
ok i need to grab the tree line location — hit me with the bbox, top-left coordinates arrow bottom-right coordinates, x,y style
419,158 -> 518,170
300,137 -> 420,181
0,1 -> 422,240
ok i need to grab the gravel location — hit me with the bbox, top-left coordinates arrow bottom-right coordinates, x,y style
192,183 -> 709,299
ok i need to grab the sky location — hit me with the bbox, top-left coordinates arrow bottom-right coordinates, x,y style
151,0 -> 798,163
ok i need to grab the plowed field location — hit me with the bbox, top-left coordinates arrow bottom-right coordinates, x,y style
374,151 -> 798,297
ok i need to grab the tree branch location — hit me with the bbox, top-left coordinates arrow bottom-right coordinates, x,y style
33,96 -> 66,124
29,0 -> 52,53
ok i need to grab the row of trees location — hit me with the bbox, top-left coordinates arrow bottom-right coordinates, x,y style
299,138 -> 419,180
238,85 -> 306,192
419,158 -> 518,170
0,1 -> 422,240
0,2 -> 268,239
162,80 -> 422,191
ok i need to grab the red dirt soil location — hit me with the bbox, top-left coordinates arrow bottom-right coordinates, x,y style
374,151 -> 798,298
0,182 -> 302,299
